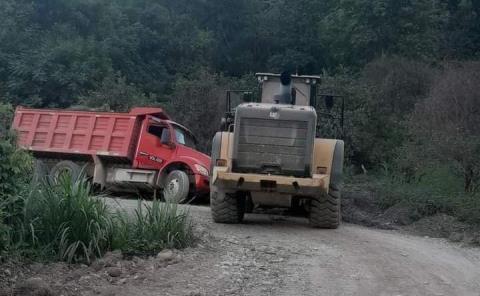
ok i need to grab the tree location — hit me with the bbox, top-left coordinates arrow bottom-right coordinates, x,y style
79,71 -> 152,111
165,70 -> 230,152
411,62 -> 480,192
320,0 -> 444,67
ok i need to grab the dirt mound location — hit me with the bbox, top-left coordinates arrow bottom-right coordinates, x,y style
341,186 -> 404,229
405,213 -> 480,245
341,185 -> 480,245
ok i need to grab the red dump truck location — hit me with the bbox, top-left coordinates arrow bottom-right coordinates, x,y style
12,106 -> 210,202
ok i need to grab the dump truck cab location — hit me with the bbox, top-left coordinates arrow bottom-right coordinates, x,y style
210,72 -> 344,228
13,107 -> 210,202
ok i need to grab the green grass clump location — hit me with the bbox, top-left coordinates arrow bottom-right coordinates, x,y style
1,172 -> 195,263
113,200 -> 194,256
0,201 -> 12,253
21,175 -> 113,263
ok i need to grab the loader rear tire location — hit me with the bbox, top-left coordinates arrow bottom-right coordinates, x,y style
211,187 -> 245,223
309,185 -> 341,229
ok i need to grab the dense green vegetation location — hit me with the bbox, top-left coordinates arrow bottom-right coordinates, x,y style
0,1 -> 479,233
0,170 -> 194,262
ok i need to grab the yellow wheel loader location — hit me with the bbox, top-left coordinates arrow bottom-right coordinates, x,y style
210,72 -> 344,228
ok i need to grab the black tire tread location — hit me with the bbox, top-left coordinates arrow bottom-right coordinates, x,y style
211,188 -> 245,223
309,187 -> 341,229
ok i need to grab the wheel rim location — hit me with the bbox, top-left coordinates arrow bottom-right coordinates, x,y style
54,167 -> 72,182
165,177 -> 181,202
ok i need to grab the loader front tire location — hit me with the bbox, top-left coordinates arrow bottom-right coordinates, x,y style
309,185 -> 341,229
211,187 -> 245,223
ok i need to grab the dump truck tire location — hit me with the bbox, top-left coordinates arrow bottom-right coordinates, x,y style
33,159 -> 48,183
49,160 -> 81,183
211,187 -> 245,223
163,170 -> 190,203
309,186 -> 341,229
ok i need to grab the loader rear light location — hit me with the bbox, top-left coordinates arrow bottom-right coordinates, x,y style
316,166 -> 327,174
216,159 -> 227,167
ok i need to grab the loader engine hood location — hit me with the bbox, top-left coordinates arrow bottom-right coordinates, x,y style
231,103 -> 317,178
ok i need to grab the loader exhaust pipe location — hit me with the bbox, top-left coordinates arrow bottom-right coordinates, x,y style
274,71 -> 296,104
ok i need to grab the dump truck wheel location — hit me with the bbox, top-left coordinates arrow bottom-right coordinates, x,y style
211,187 -> 245,223
33,159 -> 48,183
163,170 -> 190,203
309,185 -> 341,229
49,160 -> 81,183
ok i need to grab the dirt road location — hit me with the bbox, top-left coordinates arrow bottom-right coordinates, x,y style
3,198 -> 479,296
102,198 -> 480,296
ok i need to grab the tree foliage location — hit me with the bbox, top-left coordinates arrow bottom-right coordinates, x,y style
1,0 -> 479,108
0,0 -> 479,174
410,62 -> 480,192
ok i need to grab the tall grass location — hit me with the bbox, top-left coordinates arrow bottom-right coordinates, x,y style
21,175 -> 113,262
113,200 -> 194,256
0,200 -> 11,254
1,173 -> 195,263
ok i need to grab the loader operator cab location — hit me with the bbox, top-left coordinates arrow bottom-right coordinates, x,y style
221,73 -> 321,132
221,72 -> 345,137
256,72 -> 320,106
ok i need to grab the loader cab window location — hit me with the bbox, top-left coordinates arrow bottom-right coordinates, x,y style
174,126 -> 196,149
148,125 -> 170,144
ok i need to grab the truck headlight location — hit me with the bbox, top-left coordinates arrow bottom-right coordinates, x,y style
194,164 -> 209,177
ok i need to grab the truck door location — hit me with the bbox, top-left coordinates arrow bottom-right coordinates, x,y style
134,116 -> 175,170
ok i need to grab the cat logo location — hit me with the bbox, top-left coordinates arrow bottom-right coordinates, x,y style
269,111 -> 279,119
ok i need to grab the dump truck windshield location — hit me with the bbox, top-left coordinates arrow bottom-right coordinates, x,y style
174,127 -> 196,149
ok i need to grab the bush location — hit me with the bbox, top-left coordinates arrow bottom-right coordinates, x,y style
0,201 -> 11,253
410,61 -> 480,192
2,172 -> 195,262
20,175 -> 114,262
113,200 -> 194,256
455,195 -> 480,225
165,68 -> 256,152
374,165 -> 480,225
0,104 -> 32,200
79,71 -> 154,112
0,103 -> 32,255
355,56 -> 433,167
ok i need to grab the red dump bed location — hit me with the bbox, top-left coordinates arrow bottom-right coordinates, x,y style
13,107 -> 169,160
